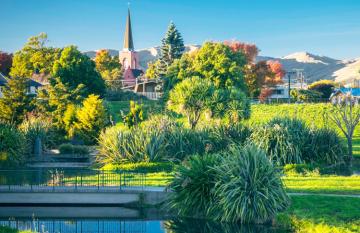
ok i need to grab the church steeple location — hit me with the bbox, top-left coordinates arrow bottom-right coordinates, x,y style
123,8 -> 134,51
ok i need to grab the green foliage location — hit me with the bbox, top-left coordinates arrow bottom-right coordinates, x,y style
52,45 -> 105,97
0,76 -> 35,124
290,89 -> 323,102
123,101 -> 144,128
168,153 -> 221,218
168,76 -> 214,129
308,79 -> 336,99
251,117 -> 344,165
58,143 -> 89,155
158,22 -> 185,75
250,118 -> 307,165
19,114 -> 54,153
97,115 -> 251,164
0,122 -> 26,168
74,94 -> 109,144
145,60 -> 161,79
10,33 -> 60,78
168,145 -> 289,224
210,87 -> 251,122
94,50 -> 122,89
305,128 -> 344,164
213,145 -> 289,223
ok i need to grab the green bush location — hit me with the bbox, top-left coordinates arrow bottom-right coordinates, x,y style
59,143 -> 89,155
250,118 -> 307,165
19,114 -> 55,153
213,145 -> 289,223
168,145 -> 289,223
167,153 -> 221,218
304,128 -> 344,164
0,122 -> 26,167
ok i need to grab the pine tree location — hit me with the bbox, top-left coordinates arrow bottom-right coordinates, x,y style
0,76 -> 35,124
158,22 -> 185,75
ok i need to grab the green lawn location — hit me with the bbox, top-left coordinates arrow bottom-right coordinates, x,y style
282,195 -> 360,232
105,100 -> 163,122
0,226 -> 32,233
283,175 -> 360,195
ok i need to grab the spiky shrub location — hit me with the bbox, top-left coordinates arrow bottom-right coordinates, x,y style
0,122 -> 26,167
304,128 -> 344,164
19,114 -> 54,153
167,154 -> 221,218
213,145 -> 290,223
250,117 -> 308,165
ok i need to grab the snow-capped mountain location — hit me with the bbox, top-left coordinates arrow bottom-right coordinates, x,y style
84,48 -> 360,84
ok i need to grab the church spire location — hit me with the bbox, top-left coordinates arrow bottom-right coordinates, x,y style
123,8 -> 134,51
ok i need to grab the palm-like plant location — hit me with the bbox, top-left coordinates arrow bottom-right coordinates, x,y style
213,145 -> 289,223
167,154 -> 221,218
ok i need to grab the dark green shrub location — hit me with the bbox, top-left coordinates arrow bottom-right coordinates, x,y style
213,145 -> 289,223
0,226 -> 19,233
283,164 -> 318,176
59,143 -> 89,155
168,145 -> 289,224
250,118 -> 308,165
0,122 -> 26,168
167,154 -> 221,218
304,128 -> 344,164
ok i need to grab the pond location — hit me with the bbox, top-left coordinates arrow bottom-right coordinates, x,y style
0,207 -> 288,233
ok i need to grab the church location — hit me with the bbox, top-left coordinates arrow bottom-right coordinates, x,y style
118,9 -> 161,100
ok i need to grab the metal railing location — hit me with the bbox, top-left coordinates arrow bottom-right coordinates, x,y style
0,169 -> 151,192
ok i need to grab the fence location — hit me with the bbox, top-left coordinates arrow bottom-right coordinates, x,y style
0,169 -> 152,192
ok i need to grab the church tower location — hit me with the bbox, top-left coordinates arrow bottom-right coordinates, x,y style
119,8 -> 140,70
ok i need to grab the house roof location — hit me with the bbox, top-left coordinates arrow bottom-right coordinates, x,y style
331,88 -> 360,98
0,73 -> 8,86
0,74 -> 43,87
131,69 -> 144,78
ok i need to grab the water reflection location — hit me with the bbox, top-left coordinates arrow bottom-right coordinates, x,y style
163,219 -> 289,233
0,218 -> 289,233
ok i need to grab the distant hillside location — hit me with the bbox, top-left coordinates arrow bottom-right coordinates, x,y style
84,48 -> 359,84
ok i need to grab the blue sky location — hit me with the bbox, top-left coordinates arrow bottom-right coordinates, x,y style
1,0 -> 360,59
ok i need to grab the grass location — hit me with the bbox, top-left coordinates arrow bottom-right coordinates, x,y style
283,175 -> 360,195
281,195 -> 360,232
0,226 -> 32,233
105,100 -> 163,123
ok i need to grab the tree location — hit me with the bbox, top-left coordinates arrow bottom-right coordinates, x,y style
10,33 -> 60,78
158,22 -> 185,75
328,94 -> 360,164
224,40 -> 259,63
74,95 -> 109,144
308,80 -> 336,99
168,77 -> 214,129
52,46 -> 106,97
123,101 -> 144,128
94,49 -> 122,82
0,76 -> 35,124
0,52 -> 13,76
145,60 -> 161,79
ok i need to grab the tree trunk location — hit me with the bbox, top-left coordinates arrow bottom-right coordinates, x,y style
346,136 -> 353,166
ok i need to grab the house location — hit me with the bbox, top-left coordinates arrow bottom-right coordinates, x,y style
0,72 -> 43,98
269,70 -> 308,100
330,88 -> 360,104
0,73 -> 8,98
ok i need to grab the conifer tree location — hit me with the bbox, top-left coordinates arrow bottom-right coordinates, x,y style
158,22 -> 185,75
0,76 -> 35,124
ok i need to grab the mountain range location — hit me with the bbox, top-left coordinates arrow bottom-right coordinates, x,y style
84,46 -> 360,84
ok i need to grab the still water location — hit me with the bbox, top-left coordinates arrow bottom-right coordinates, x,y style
0,207 -> 289,233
